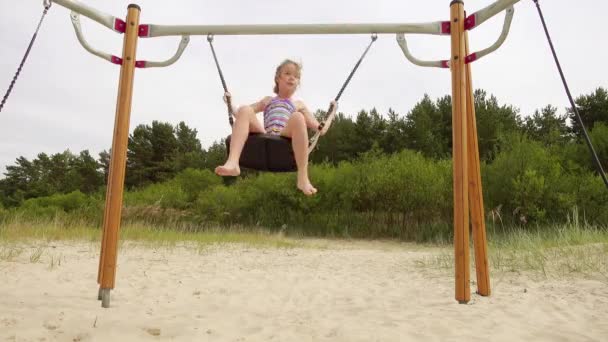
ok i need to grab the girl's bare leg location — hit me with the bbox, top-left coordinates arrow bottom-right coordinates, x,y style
282,112 -> 317,196
215,106 -> 264,176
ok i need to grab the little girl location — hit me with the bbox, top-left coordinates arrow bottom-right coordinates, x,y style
215,59 -> 337,196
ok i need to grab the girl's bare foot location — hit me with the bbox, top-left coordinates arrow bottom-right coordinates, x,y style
215,162 -> 240,177
297,179 -> 317,196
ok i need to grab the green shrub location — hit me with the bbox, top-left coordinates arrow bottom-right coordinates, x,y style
573,172 -> 608,226
193,149 -> 454,241
174,168 -> 222,202
5,140 -> 605,242
124,179 -> 188,209
124,168 -> 221,210
484,134 -> 577,225
13,190 -> 102,223
20,191 -> 96,212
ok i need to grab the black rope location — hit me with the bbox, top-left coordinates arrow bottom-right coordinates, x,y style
0,2 -> 52,113
533,0 -> 608,190
207,34 -> 234,126
319,33 -> 378,131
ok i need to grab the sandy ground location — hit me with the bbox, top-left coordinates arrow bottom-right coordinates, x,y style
1,239 -> 607,342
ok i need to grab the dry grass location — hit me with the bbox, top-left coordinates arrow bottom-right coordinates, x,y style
415,223 -> 608,282
0,219 -> 302,254
2,213 -> 606,282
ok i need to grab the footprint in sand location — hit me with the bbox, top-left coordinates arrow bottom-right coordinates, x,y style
2,318 -> 18,327
43,321 -> 59,330
144,328 -> 161,336
73,333 -> 90,341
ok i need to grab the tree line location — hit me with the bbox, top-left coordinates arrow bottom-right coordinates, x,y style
1,87 -> 607,209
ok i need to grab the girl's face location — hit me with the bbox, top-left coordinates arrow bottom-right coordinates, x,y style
276,63 -> 300,95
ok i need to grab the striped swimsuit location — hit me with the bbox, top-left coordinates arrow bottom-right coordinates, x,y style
263,97 -> 296,135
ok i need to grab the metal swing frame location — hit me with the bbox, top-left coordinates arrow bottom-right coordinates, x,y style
42,0 -> 524,307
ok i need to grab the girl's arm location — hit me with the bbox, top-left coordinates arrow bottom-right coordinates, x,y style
251,96 -> 272,113
224,92 -> 271,114
296,101 -> 322,131
297,100 -> 338,134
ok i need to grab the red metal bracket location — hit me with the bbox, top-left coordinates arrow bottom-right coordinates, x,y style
441,13 -> 477,34
138,24 -> 150,37
464,14 -> 477,30
465,53 -> 478,64
111,55 -> 122,65
114,18 -> 126,33
110,56 -> 146,68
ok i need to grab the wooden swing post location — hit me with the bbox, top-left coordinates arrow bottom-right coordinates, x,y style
450,0 -> 491,303
97,4 -> 141,308
449,0 -> 470,304
465,30 -> 491,297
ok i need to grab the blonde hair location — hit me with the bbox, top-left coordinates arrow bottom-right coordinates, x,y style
273,59 -> 302,94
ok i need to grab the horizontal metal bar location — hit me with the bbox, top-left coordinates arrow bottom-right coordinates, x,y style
141,22 -> 444,37
52,0 -> 522,38
54,0 -> 523,70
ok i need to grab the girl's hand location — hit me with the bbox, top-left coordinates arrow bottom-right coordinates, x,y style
329,100 -> 338,113
223,91 -> 232,104
320,100 -> 338,136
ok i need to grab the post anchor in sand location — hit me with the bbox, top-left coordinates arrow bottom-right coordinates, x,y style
99,288 -> 112,308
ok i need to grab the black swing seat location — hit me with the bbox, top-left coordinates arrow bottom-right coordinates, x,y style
226,133 -> 297,172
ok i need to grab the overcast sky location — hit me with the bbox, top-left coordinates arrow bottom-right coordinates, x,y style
0,0 -> 606,173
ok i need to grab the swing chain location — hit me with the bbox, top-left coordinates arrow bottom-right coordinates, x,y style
0,0 -> 52,113
206,34 -> 234,125
532,0 -> 608,189
312,32 -> 378,151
